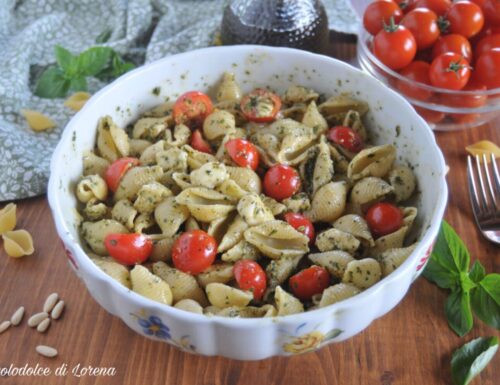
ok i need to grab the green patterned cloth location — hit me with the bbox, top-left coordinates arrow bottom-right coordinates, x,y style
0,0 -> 357,201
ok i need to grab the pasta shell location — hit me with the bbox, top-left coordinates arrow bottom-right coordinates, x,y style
260,195 -> 286,216
114,165 -> 163,201
465,140 -> 500,163
207,212 -> 237,244
226,166 -> 262,194
308,181 -> 347,222
132,117 -> 166,140
216,72 -> 242,102
378,244 -> 417,276
190,162 -> 229,189
64,92 -> 91,111
82,151 -> 110,177
402,207 -> 418,230
318,283 -> 361,307
318,95 -> 369,120
149,235 -> 176,262
218,214 -> 248,252
221,240 -> 260,262
130,265 -> 173,305
265,255 -> 302,291
111,199 -> 138,230
185,217 -> 200,231
183,144 -> 218,169
301,136 -> 333,195
129,139 -> 153,157
0,203 -> 16,234
76,175 -> 108,203
350,177 -> 394,206
154,196 -> 190,236
276,133 -> 317,165
283,85 -> 319,104
342,258 -> 381,289
134,213 -> 155,233
302,101 -> 328,134
237,193 -> 275,226
174,299 -> 203,314
275,286 -> 304,315
388,166 -> 417,202
216,179 -> 248,200
175,187 -> 235,222
133,182 -> 172,214
165,124 -> 191,148
81,219 -> 128,255
217,305 -> 277,318
171,172 -> 192,190
205,283 -> 253,308
282,193 -> 311,213
92,257 -> 131,288
309,250 -> 354,279
83,199 -> 108,221
244,220 -> 309,259
333,214 -> 375,247
203,110 -> 236,140
2,230 -> 34,258
21,109 -> 55,132
281,103 -> 307,121
347,144 -> 396,181
142,102 -> 173,118
328,144 -> 349,174
96,116 -> 129,162
140,141 -> 166,165
342,110 -> 367,141
369,226 -> 409,256
315,228 -> 360,254
197,263 -> 234,288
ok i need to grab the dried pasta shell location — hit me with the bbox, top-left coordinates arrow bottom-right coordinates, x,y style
175,187 -> 235,222
64,92 -> 91,111
215,179 -> 248,199
237,193 -> 274,226
388,165 -> 417,202
318,283 -> 361,307
308,181 -> 347,222
130,265 -> 173,305
81,219 -> 128,255
333,214 -> 375,247
315,228 -> 360,254
347,144 -> 396,181
309,250 -> 354,279
21,109 -> 56,132
174,299 -> 203,314
205,283 -> 253,308
197,263 -> 234,288
244,220 -> 309,259
2,230 -> 34,258
275,286 -> 304,316
342,258 -> 381,289
378,244 -> 417,276
350,177 -> 394,206
154,196 -> 190,236
0,203 -> 16,235
92,257 -> 131,288
465,140 -> 500,163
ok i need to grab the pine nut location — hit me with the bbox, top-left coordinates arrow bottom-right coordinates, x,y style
36,317 -> 51,333
43,293 -> 59,313
10,306 -> 25,326
50,300 -> 65,320
36,345 -> 58,358
0,320 -> 11,334
27,312 -> 49,327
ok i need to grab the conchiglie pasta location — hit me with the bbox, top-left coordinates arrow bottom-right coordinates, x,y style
92,257 -> 131,288
2,230 -> 34,258
82,151 -> 110,177
197,263 -> 234,288
216,72 -> 242,102
114,166 -> 163,201
315,228 -> 360,254
308,250 -> 354,279
111,199 -> 138,230
96,116 -> 130,162
130,265 -> 173,305
175,187 -> 235,222
154,196 -> 190,237
133,182 -> 172,214
190,162 -> 229,189
205,283 -> 253,308
237,193 -> 274,226
347,144 -> 396,181
76,175 -> 108,203
275,286 -> 304,316
378,244 -> 417,276
81,219 -> 128,255
388,165 -> 417,202
203,110 -> 236,140
318,283 -> 361,307
0,203 -> 16,235
342,258 -> 382,289
350,177 -> 393,206
308,181 -> 347,222
174,299 -> 204,314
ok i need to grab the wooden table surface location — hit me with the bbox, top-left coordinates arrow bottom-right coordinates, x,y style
1,32 -> 499,385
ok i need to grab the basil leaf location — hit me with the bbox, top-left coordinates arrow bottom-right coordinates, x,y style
54,45 -> 77,75
77,47 -> 113,76
471,274 -> 500,329
34,66 -> 70,98
469,261 -> 486,283
435,221 -> 470,273
69,76 -> 88,92
446,288 -> 473,337
460,272 -> 477,293
95,29 -> 112,44
423,253 -> 460,289
451,336 -> 499,385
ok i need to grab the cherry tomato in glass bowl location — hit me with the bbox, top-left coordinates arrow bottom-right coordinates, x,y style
289,266 -> 330,301
240,88 -> 281,123
442,79 -> 488,109
475,48 -> 500,89
105,157 -> 140,192
373,19 -> 417,70
172,230 -> 217,274
401,8 -> 440,50
397,60 -> 433,101
263,164 -> 301,201
475,34 -> 500,59
410,0 -> 451,15
283,212 -> 315,244
104,233 -> 153,265
190,129 -> 213,154
429,53 -> 471,90
365,202 -> 403,237
363,0 -> 404,36
233,260 -> 267,300
446,1 -> 484,38
225,138 -> 260,170
482,0 -> 500,24
413,105 -> 445,123
173,91 -> 213,128
327,126 -> 364,153
431,34 -> 473,62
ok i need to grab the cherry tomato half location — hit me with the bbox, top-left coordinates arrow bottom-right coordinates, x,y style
327,126 -> 364,153
401,8 -> 440,50
172,230 -> 217,274
173,91 -> 213,128
429,53 -> 471,90
225,138 -> 260,170
410,0 -> 451,16
475,34 -> 500,59
475,48 -> 500,89
482,0 -> 500,24
233,260 -> 267,300
263,164 -> 301,201
446,1 -> 484,38
365,202 -> 403,237
432,34 -> 473,62
240,88 -> 281,123
363,0 -> 404,36
373,19 -> 417,70
289,266 -> 330,301
104,233 -> 153,265
105,157 -> 140,192
190,129 -> 213,154
398,61 -> 433,101
284,212 -> 315,244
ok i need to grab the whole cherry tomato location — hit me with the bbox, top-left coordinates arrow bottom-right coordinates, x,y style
173,91 -> 213,128
398,61 -> 433,100
410,0 -> 451,15
475,48 -> 500,89
401,8 -> 440,50
432,34 -> 473,62
172,230 -> 217,274
475,34 -> 500,59
104,233 -> 153,265
363,0 -> 404,35
105,157 -> 140,192
283,212 -> 315,244
429,53 -> 471,90
233,260 -> 267,300
365,202 -> 403,237
263,164 -> 301,201
414,105 -> 445,123
225,138 -> 260,170
482,0 -> 500,24
240,88 -> 281,123
289,266 -> 330,301
190,129 -> 213,154
442,79 -> 487,108
373,18 -> 417,70
327,126 -> 364,153
446,1 -> 484,38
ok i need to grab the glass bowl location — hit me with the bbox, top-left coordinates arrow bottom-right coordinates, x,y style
357,28 -> 500,131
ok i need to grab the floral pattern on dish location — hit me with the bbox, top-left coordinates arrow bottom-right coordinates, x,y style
281,322 -> 343,354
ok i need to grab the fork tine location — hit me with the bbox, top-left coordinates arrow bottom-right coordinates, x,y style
475,155 -> 489,212
482,154 -> 498,213
467,156 -> 482,215
491,153 -> 500,197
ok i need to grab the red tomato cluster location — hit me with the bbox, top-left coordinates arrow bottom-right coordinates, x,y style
364,0 -> 500,124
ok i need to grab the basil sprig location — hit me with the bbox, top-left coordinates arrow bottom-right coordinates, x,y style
423,221 -> 500,336
35,45 -> 135,99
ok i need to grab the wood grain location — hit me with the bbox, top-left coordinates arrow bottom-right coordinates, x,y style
0,32 -> 499,385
